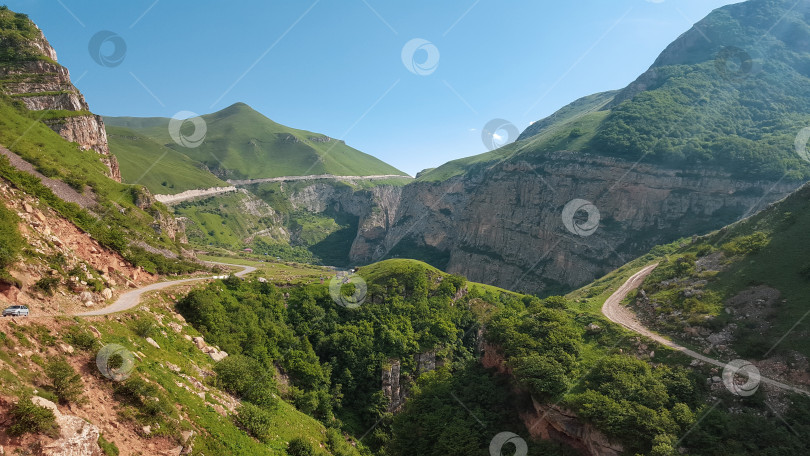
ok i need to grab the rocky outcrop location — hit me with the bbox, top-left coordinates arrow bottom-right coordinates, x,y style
521,398 -> 624,456
348,152 -> 801,294
482,343 -> 623,456
381,349 -> 442,413
31,396 -> 104,456
382,359 -> 405,413
0,25 -> 120,182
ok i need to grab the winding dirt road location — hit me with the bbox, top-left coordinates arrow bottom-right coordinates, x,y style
77,262 -> 255,317
601,263 -> 809,396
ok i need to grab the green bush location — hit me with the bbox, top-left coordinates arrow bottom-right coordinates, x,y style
213,355 -> 278,408
233,402 -> 273,442
0,201 -> 23,269
722,232 -> 769,256
98,434 -> 120,456
34,276 -> 61,296
63,325 -> 98,351
45,356 -> 84,404
8,396 -> 58,437
287,437 -> 316,456
130,317 -> 156,338
113,375 -> 172,420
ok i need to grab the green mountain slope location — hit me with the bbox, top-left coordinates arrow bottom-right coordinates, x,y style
105,103 -> 409,180
631,182 -> 810,359
421,0 -> 810,182
107,125 -> 228,194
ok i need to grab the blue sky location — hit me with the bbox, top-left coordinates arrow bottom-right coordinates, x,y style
6,0 -> 740,176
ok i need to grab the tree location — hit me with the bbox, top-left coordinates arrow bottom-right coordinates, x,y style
8,396 -> 57,437
45,357 -> 83,404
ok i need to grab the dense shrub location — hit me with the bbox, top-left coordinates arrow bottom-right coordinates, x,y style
44,356 -> 84,404
63,325 -> 98,351
722,231 -> 769,256
287,437 -> 316,456
233,402 -> 273,442
0,201 -> 23,269
8,396 -> 58,437
34,276 -> 61,296
213,355 -> 278,408
98,434 -> 120,456
113,375 -> 172,421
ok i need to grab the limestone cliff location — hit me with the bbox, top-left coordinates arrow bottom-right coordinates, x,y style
347,152 -> 801,294
0,25 -> 120,181
381,349 -> 441,414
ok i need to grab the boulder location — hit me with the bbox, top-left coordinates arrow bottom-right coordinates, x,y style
192,337 -> 205,349
209,351 -> 228,362
88,326 -> 102,338
79,291 -> 94,302
32,396 -> 103,456
101,288 -> 113,300
168,322 -> 183,333
0,282 -> 19,303
145,337 -> 161,349
181,430 -> 195,443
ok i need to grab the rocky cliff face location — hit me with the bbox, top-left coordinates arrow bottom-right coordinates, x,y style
381,349 -> 441,414
347,152 -> 801,294
0,27 -> 120,181
482,343 -> 623,456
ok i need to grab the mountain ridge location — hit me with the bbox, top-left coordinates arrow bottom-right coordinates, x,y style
105,102 -> 409,185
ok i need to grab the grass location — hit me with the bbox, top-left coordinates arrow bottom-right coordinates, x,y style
105,102 -> 408,180
174,191 -> 283,249
107,125 -> 228,194
416,107 -> 610,183
697,185 -> 810,357
198,254 -> 331,285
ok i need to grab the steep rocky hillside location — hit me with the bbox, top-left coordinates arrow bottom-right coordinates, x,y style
0,7 -> 199,279
0,7 -> 119,181
632,181 -> 810,366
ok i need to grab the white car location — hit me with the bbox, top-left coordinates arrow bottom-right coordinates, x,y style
2,305 -> 29,317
